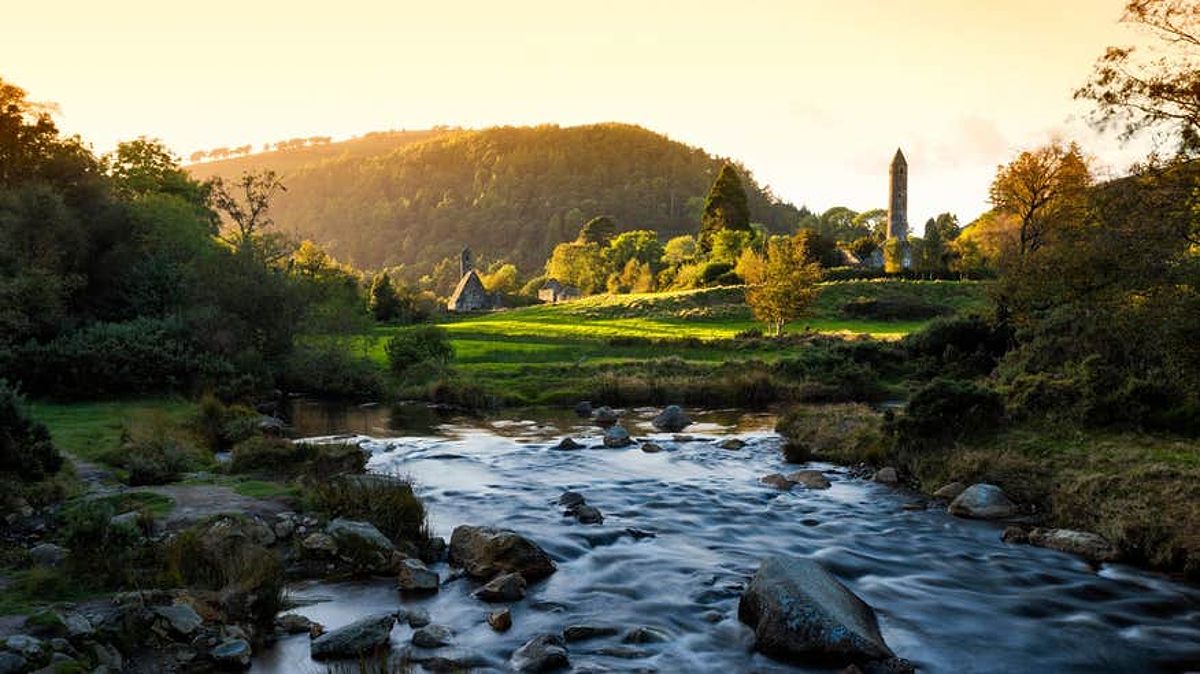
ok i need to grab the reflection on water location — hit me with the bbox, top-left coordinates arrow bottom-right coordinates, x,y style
259,402 -> 1200,674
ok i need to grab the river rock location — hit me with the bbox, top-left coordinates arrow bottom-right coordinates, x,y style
473,572 -> 527,602
0,653 -> 24,674
622,626 -> 670,644
276,613 -> 318,635
872,467 -> 899,485
1027,528 -> 1119,562
603,425 -> 633,448
511,633 -> 570,672
652,405 -> 691,432
760,474 -> 794,490
326,518 -> 394,553
552,437 -> 584,451
641,442 -> 664,453
574,401 -> 593,418
412,624 -> 454,648
210,638 -> 251,669
404,607 -> 431,628
488,608 -> 513,632
719,438 -> 746,451
558,491 -> 586,509
563,625 -> 620,642
28,543 -> 66,568
593,406 -> 619,427
932,481 -> 966,500
738,556 -> 897,667
788,470 -> 832,490
573,504 -> 604,524
449,525 -> 557,581
310,613 -> 395,660
948,483 -> 1017,519
302,532 -> 338,556
397,558 -> 440,594
154,603 -> 203,637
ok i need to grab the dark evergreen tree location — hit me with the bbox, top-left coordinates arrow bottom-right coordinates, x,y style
368,272 -> 400,321
577,216 -> 617,245
698,164 -> 751,252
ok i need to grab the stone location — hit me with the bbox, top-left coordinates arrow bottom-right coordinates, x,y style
0,653 -> 24,674
397,558 -> 440,594
154,603 -> 203,637
28,543 -> 66,568
488,608 -> 513,632
719,438 -> 746,451
326,518 -> 395,554
276,613 -> 318,634
932,481 -> 966,500
603,425 -> 633,448
738,556 -> 897,667
651,405 -> 691,432
1027,528 -> 1119,562
572,504 -> 604,525
640,442 -> 664,453
403,647 -> 489,671
412,624 -> 454,648
473,571 -> 527,602
302,532 -> 338,556
310,613 -> 396,660
787,470 -> 832,490
622,626 -> 670,643
872,467 -> 899,485
450,526 -> 557,581
563,624 -> 620,642
552,437 -> 584,451
593,406 -> 619,427
574,401 -> 593,417
1001,526 -> 1029,544
558,491 -> 586,509
948,484 -> 1017,519
2,635 -> 44,659
673,434 -> 696,442
511,633 -> 570,672
272,518 -> 296,540
405,607 -> 431,628
760,474 -> 795,490
210,638 -> 251,670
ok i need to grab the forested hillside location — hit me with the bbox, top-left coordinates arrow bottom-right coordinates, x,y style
188,124 -> 804,271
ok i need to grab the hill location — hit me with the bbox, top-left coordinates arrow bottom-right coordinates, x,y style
187,123 -> 804,272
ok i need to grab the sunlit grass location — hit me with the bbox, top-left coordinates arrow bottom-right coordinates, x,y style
30,398 -> 195,462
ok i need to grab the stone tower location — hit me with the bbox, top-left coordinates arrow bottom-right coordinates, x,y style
887,149 -> 908,241
460,246 -> 473,277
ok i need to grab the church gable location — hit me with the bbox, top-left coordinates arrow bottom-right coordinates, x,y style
448,269 -> 493,312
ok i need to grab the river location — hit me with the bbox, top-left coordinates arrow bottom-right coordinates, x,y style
252,401 -> 1200,673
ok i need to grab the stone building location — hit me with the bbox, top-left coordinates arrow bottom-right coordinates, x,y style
538,279 -> 581,304
886,148 -> 912,269
447,247 -> 497,312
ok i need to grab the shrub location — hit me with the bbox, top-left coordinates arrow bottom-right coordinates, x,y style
194,393 -> 260,450
842,295 -> 948,321
103,414 -> 206,485
893,378 -> 1005,452
385,326 -> 453,375
698,261 -> 737,286
427,377 -> 496,409
282,342 -> 385,399
776,404 -> 887,464
229,436 -> 301,474
164,517 -> 284,625
0,380 -> 62,482
904,314 -> 1010,379
60,499 -> 145,586
308,474 -> 430,550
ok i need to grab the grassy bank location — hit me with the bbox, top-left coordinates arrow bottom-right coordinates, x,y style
777,405 -> 1200,578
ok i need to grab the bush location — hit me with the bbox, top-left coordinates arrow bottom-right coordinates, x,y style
904,314 -> 1010,379
0,380 -> 62,482
385,326 -> 453,375
842,295 -> 948,321
60,499 -> 146,586
307,474 -> 431,550
164,517 -> 284,625
282,342 -> 385,399
228,438 -> 365,477
103,414 -> 206,485
893,378 -> 1005,452
698,261 -> 738,286
194,393 -> 260,450
776,404 -> 887,464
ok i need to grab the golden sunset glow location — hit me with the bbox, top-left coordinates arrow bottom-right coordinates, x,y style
2,0 -> 1150,228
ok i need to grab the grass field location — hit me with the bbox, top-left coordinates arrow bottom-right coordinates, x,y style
29,398 -> 195,463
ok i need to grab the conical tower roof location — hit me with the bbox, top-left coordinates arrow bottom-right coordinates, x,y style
892,148 -> 906,166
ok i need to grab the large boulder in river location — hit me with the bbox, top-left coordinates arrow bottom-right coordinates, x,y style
738,556 -> 899,668
449,526 -> 557,581
510,633 -> 570,672
948,483 -> 1017,519
603,425 -> 633,448
1027,528 -> 1119,562
652,405 -> 691,432
310,613 -> 395,660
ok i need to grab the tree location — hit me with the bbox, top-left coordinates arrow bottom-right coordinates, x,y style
663,235 -> 698,266
740,235 -> 823,336
698,163 -> 751,251
853,208 -> 889,241
1077,0 -> 1200,155
368,272 -> 401,321
988,141 -> 1092,258
607,230 -> 664,272
577,216 -> 617,245
208,170 -> 291,262
480,262 -> 519,294
792,229 -> 841,267
545,241 -> 609,294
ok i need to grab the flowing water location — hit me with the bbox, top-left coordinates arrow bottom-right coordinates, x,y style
253,402 -> 1200,673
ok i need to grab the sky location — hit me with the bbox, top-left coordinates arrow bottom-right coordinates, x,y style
1,0 -> 1156,232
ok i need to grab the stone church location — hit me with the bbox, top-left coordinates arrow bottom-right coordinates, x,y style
447,247 -> 497,312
